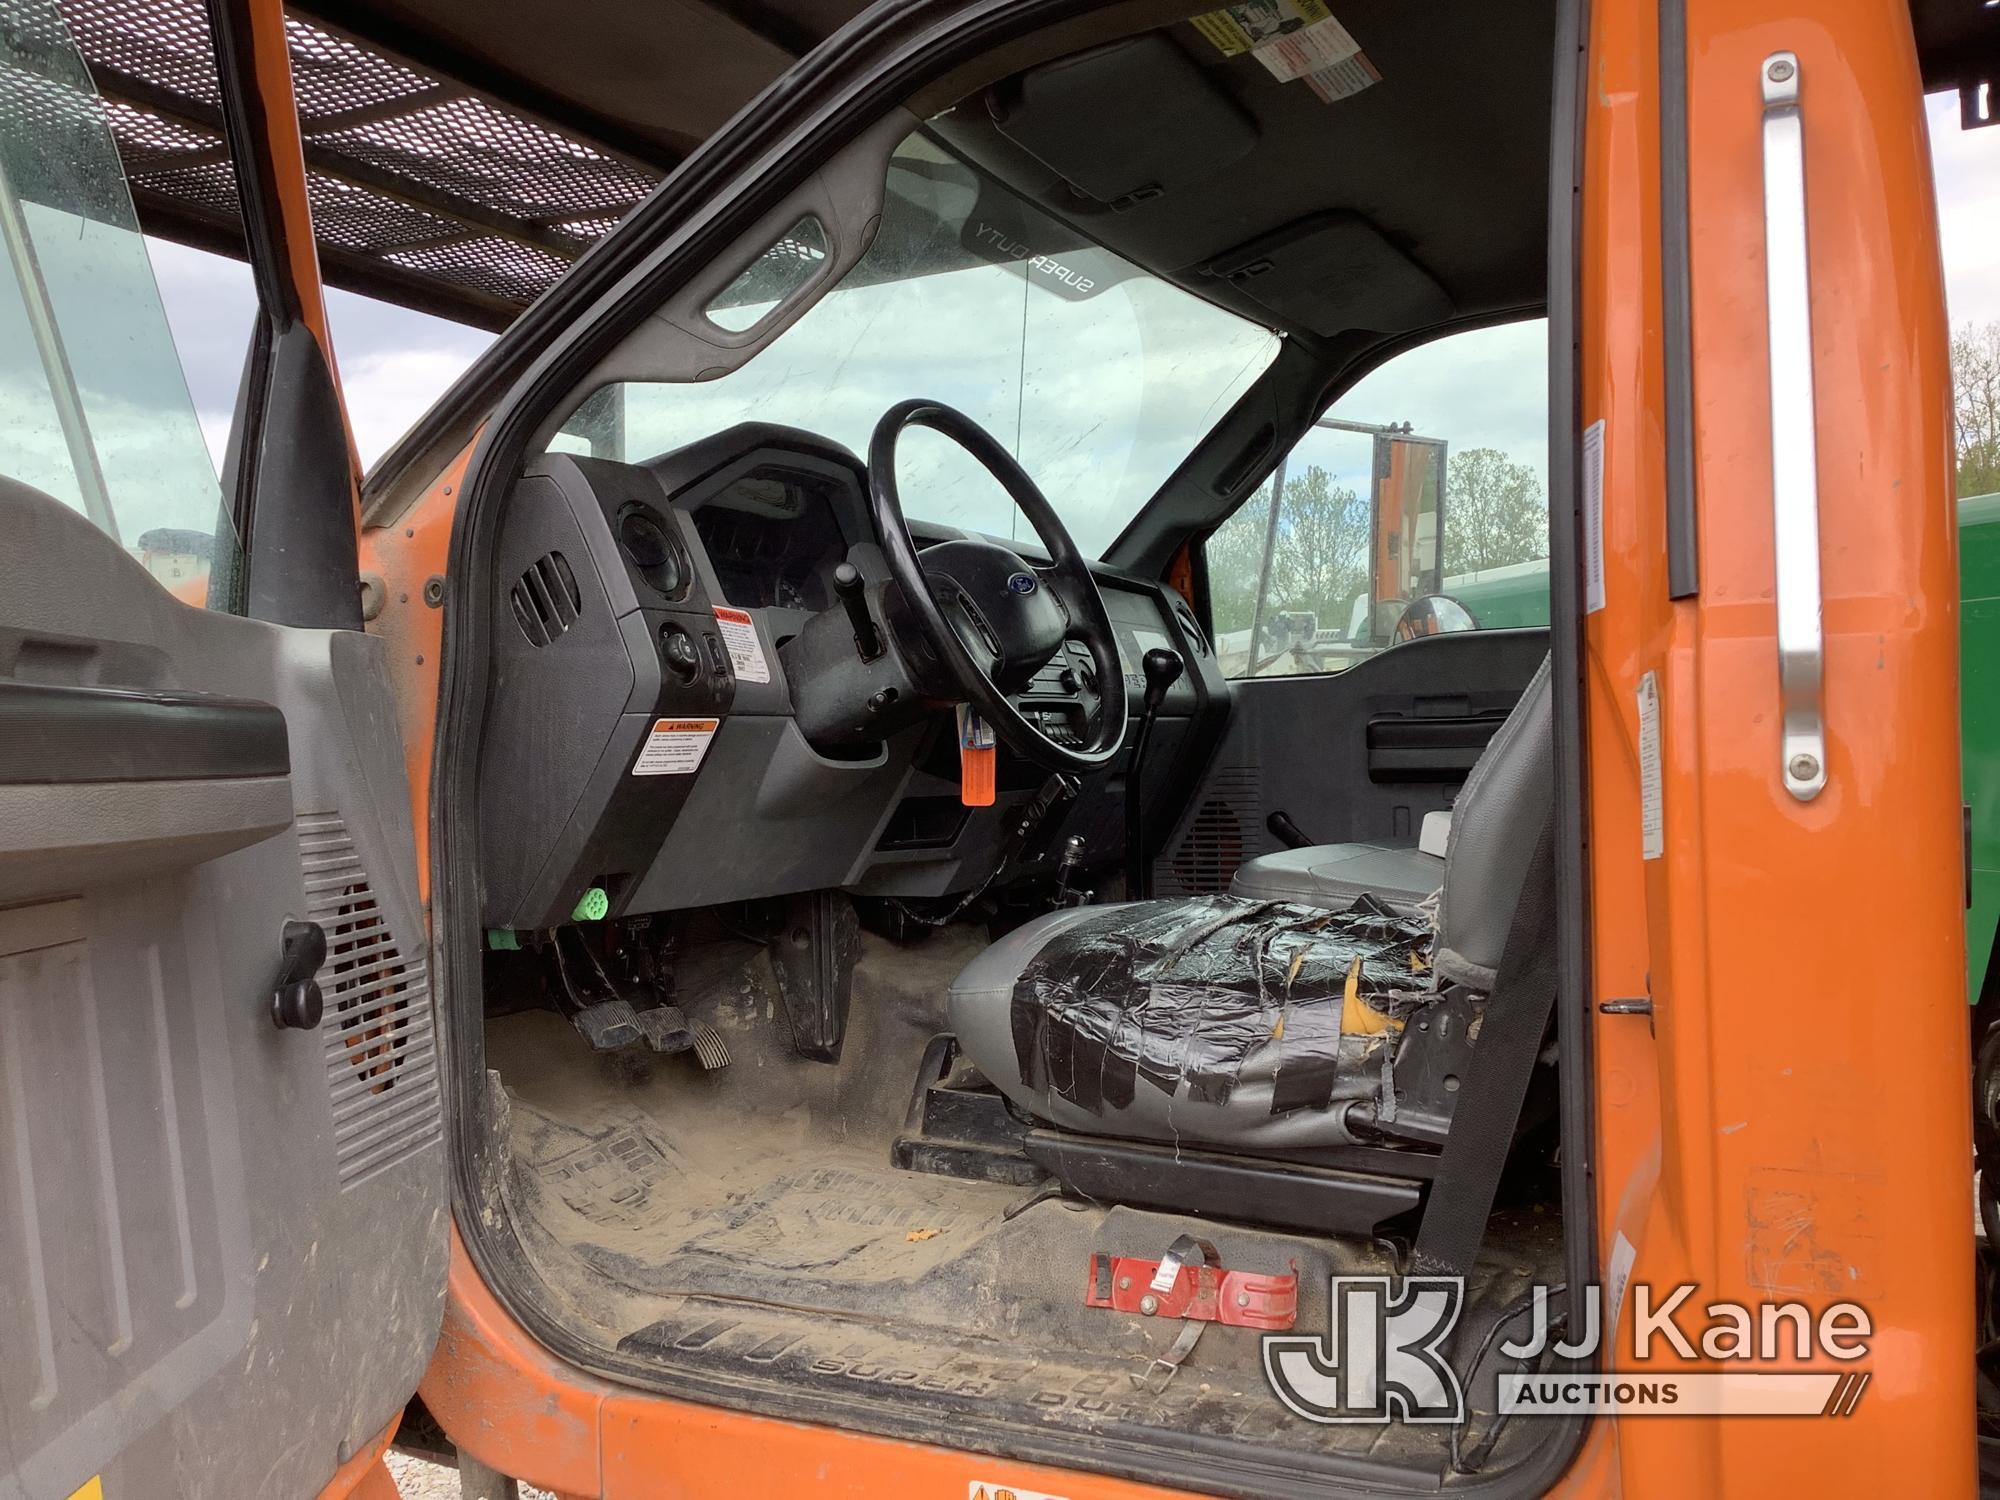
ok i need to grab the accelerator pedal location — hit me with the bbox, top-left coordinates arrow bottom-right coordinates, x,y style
690,1021 -> 731,1071
635,1003 -> 694,1054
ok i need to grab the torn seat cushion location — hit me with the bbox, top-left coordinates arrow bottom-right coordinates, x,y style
1228,843 -> 1441,912
948,894 -> 1432,1153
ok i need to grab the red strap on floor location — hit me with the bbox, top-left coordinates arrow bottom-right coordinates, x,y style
1084,1252 -> 1298,1330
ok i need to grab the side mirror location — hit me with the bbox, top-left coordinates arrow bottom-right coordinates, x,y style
1273,609 -> 1319,650
1367,431 -> 1448,643
1392,593 -> 1477,642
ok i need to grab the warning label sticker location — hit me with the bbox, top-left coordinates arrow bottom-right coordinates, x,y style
713,606 -> 770,684
1191,0 -> 1333,58
1245,11 -> 1361,82
1302,50 -> 1381,102
1191,1 -> 1378,101
1582,419 -> 1607,614
632,718 -> 718,776
1637,671 -> 1664,860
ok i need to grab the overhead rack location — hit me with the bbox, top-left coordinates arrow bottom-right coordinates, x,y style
55,0 -> 665,327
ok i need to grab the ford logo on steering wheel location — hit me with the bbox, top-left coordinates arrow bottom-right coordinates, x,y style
1006,572 -> 1038,595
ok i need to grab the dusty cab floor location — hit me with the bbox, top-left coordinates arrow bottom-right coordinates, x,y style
484,927 -> 1563,1485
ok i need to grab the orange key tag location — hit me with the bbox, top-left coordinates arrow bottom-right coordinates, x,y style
957,704 -> 996,807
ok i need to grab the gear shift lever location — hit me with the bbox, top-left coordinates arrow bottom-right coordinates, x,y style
1124,646 -> 1184,901
833,561 -> 883,662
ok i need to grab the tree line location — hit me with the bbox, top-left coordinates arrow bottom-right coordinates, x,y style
1206,316 -> 2000,649
1957,321 -> 2000,498
1208,447 -> 1550,640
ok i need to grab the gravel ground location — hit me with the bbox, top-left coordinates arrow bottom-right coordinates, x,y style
385,1451 -> 556,1499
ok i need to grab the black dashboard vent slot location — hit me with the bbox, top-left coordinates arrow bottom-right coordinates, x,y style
510,551 -> 583,646
1172,601 -> 1210,658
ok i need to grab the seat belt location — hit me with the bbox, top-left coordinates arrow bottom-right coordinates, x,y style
1408,812 -> 1559,1282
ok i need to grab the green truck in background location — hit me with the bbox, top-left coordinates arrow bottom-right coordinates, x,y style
1446,493 -> 2000,1004
1961,492 -> 2000,1004
1225,490 -> 1999,1001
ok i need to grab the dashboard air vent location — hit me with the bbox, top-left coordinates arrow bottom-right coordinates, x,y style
510,551 -> 582,646
1173,602 -> 1210,657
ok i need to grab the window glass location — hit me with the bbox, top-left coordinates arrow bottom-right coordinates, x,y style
554,132 -> 1281,558
1209,319 -> 1551,678
0,5 -> 236,606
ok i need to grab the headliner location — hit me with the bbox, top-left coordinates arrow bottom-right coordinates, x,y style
936,0 -> 1557,349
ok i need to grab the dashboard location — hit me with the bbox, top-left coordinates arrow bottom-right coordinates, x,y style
682,470 -> 846,613
476,421 -> 1228,930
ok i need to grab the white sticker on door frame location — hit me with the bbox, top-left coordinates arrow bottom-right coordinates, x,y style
1582,419 -> 1606,614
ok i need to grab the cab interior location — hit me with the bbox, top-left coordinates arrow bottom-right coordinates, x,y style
443,0 -> 1576,1489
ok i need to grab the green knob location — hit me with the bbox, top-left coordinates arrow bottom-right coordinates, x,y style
485,928 -> 520,951
572,887 -> 610,922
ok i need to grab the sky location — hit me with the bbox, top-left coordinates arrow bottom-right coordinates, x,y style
145,238 -> 493,470
1930,91 -> 2000,332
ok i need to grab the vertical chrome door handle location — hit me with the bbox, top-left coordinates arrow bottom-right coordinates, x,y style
1760,51 -> 1827,802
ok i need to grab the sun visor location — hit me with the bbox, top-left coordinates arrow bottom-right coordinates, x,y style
987,33 -> 1259,209
835,152 -> 1131,300
1202,213 -> 1453,336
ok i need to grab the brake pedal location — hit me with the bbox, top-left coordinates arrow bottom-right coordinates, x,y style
570,999 -> 642,1051
690,1021 -> 730,1071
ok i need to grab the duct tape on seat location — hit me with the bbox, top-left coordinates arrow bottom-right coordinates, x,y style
1009,893 -> 1433,1117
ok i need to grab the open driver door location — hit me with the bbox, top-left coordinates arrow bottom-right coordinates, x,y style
0,2 -> 444,1496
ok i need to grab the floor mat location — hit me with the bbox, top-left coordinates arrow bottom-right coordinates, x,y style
486,936 -> 1567,1490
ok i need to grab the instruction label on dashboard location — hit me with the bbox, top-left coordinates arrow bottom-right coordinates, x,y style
713,605 -> 770,683
632,717 -> 718,776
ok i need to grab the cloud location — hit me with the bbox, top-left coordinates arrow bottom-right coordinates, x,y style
145,236 -> 492,470
1930,91 -> 2000,332
335,345 -> 484,465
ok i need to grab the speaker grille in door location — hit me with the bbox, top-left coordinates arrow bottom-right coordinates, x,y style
298,814 -> 441,1188
1155,765 -> 1268,896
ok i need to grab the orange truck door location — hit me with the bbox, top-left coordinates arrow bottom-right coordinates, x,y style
0,2 -> 443,1497
1584,0 -> 1970,1492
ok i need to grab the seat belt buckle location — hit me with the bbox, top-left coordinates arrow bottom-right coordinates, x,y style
957,704 -> 996,807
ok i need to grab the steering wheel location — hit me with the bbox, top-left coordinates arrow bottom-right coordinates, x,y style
868,399 -> 1129,772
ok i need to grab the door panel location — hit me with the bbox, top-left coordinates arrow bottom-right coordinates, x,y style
1156,629 -> 1548,894
0,484 -> 445,1500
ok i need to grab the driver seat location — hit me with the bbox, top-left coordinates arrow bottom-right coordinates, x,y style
946,655 -> 1552,1153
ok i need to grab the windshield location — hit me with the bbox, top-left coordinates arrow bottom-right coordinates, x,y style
555,132 -> 1281,557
